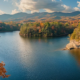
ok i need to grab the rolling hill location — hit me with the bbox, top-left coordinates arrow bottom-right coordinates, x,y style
0,11 -> 80,21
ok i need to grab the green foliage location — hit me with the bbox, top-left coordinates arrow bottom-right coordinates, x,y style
20,22 -> 74,37
70,23 -> 80,41
0,22 -> 20,31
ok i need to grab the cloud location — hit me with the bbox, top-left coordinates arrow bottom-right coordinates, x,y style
0,10 -> 5,15
15,0 -> 74,13
73,1 -> 80,11
62,4 -> 74,13
74,7 -> 80,11
77,1 -> 80,7
11,9 -> 19,14
4,0 -> 8,2
52,0 -> 56,2
44,9 -> 54,13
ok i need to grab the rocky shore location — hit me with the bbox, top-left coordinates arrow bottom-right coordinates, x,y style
64,40 -> 80,50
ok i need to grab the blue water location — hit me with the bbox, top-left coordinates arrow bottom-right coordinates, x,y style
0,31 -> 80,80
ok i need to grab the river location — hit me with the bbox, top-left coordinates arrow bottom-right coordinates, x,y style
0,31 -> 80,80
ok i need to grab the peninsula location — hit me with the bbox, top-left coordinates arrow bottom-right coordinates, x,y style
65,23 -> 80,50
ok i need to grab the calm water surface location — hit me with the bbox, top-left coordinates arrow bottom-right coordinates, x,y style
0,31 -> 80,80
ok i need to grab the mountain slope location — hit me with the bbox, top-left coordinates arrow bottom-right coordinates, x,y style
0,11 -> 80,21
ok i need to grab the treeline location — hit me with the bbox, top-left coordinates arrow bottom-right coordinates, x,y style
20,22 -> 75,37
0,22 -> 21,31
69,23 -> 80,41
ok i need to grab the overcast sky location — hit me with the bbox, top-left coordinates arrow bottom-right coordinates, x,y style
0,0 -> 80,15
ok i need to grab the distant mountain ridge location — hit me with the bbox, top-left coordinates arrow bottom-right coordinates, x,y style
0,11 -> 80,21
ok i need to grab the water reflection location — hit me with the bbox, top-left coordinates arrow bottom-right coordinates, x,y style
0,61 -> 10,78
70,49 -> 80,66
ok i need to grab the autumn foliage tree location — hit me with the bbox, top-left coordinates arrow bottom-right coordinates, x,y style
0,61 -> 10,78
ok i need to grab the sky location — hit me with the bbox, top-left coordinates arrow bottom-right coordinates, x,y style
0,0 -> 80,15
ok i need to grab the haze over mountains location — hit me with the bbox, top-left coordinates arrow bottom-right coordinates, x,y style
0,11 -> 80,21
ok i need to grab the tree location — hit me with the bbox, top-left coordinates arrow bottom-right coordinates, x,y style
0,61 -> 10,78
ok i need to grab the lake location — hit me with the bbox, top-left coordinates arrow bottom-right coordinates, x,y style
0,31 -> 80,80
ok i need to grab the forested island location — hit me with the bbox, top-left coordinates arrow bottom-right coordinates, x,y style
0,20 -> 79,38
19,22 -> 74,37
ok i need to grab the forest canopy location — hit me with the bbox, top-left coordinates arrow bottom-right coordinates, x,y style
20,22 -> 74,37
0,22 -> 21,31
70,23 -> 80,41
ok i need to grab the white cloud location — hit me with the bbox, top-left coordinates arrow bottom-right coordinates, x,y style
0,10 -> 5,15
15,0 -> 74,13
62,4 -> 74,13
77,1 -> 80,7
62,5 -> 69,10
44,9 -> 54,13
52,0 -> 56,2
15,0 -> 36,12
74,7 -> 80,11
11,9 -> 19,14
31,10 -> 39,13
73,1 -> 80,11
4,0 -> 8,2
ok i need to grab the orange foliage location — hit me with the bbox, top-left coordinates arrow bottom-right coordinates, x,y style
0,61 -> 10,78
0,27 -> 2,29
51,26 -> 55,30
39,29 -> 41,33
40,23 -> 44,28
18,24 -> 21,27
33,25 -> 37,28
